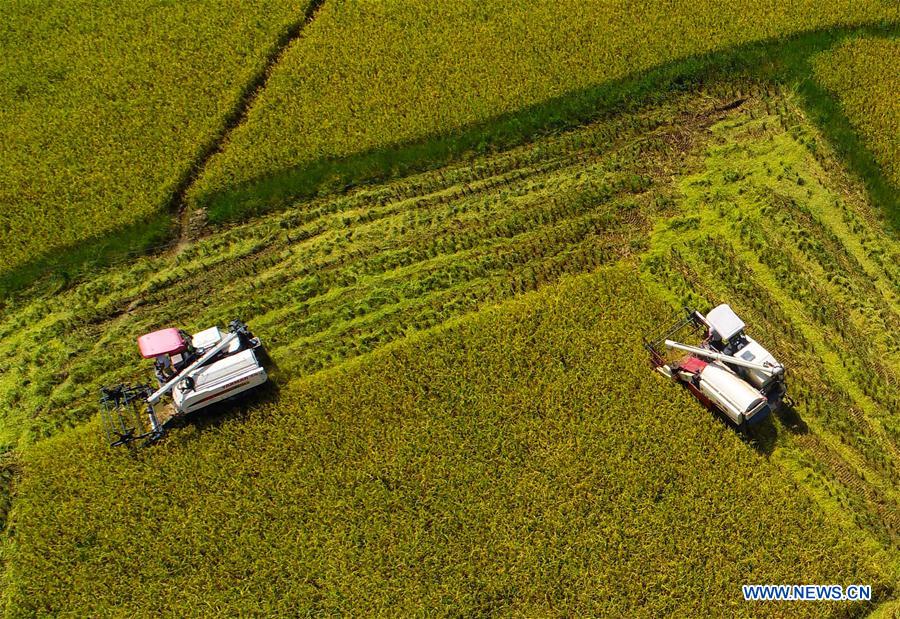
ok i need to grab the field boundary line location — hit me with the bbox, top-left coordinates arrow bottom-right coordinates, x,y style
172,0 -> 327,249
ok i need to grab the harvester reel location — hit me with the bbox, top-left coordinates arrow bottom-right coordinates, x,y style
99,384 -> 155,447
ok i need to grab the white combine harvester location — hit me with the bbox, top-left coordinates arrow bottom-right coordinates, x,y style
646,304 -> 786,426
100,320 -> 268,446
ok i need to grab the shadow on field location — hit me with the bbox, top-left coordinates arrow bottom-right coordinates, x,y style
192,23 -> 900,232
3,23 -> 898,301
744,417 -> 778,456
774,401 -> 810,435
741,401 -> 809,456
167,379 -> 283,441
689,400 -> 778,456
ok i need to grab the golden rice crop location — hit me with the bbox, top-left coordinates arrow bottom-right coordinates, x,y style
640,98 -> 900,560
188,0 -> 897,215
813,36 -> 900,189
2,87 -> 897,614
0,0 -> 310,275
4,267 -> 886,616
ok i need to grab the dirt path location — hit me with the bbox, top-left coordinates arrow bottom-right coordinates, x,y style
172,0 -> 327,251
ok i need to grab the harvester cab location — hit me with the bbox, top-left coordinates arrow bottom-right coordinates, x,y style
645,304 -> 786,427
100,319 -> 268,447
138,327 -> 195,385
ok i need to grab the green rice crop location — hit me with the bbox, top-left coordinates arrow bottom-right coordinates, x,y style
188,0 -> 898,218
813,36 -> 900,189
4,266 -> 887,616
0,0 -> 311,277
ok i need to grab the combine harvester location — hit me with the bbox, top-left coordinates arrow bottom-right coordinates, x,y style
646,304 -> 786,427
100,320 -> 268,447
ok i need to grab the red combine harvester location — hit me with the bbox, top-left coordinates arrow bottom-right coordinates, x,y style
100,320 -> 268,447
646,304 -> 786,427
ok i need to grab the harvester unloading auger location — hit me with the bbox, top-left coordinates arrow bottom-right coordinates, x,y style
100,320 -> 268,447
645,304 -> 786,426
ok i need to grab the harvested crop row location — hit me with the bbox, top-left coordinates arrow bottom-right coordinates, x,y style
2,91 -> 897,583
639,101 -> 900,560
0,89 -> 715,447
5,266 -> 886,616
0,0 -> 312,278
188,0 -> 898,218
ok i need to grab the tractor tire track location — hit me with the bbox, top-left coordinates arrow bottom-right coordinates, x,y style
171,0 -> 327,250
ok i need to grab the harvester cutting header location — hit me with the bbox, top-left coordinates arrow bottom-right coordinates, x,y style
100,320 -> 268,447
646,304 -> 786,426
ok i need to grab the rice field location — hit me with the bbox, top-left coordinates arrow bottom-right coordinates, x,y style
2,4 -> 900,612
639,99 -> 900,564
4,266 -> 887,616
2,86 -> 898,614
0,0 -> 311,278
813,36 -> 900,189
187,0 -> 898,219
0,88 -> 706,448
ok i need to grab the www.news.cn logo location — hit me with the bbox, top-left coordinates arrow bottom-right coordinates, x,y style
743,584 -> 871,602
